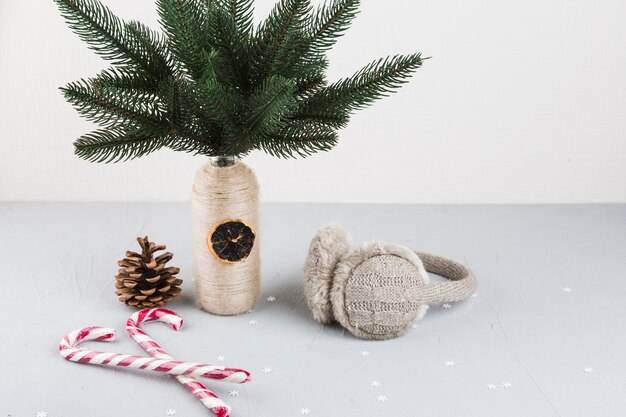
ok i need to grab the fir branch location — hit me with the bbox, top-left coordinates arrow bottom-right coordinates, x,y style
173,76 -> 222,140
74,126 -> 173,163
207,6 -> 251,92
305,0 -> 360,54
221,0 -> 255,35
300,53 -> 425,118
159,76 -> 223,155
288,110 -> 348,129
124,20 -> 173,82
166,134 -> 217,156
252,0 -> 311,82
156,0 -> 208,79
246,76 -> 297,134
61,79 -> 167,128
95,68 -> 160,93
260,122 -> 338,158
199,52 -> 246,141
95,67 -> 152,92
53,0 -> 169,80
227,76 -> 297,153
292,55 -> 329,97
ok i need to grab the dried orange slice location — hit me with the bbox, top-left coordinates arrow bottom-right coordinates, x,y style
208,220 -> 256,263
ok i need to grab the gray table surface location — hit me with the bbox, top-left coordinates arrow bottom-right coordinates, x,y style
1,203 -> 625,417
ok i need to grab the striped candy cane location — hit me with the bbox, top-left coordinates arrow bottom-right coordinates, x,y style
127,309 -> 232,417
59,326 -> 251,383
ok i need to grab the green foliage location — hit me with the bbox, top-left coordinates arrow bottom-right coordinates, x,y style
298,54 -> 425,128
306,0 -> 360,54
54,0 -> 426,162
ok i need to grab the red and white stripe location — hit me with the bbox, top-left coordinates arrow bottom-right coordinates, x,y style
127,309 -> 233,417
59,326 -> 251,383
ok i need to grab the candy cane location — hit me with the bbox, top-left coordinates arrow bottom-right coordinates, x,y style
127,309 -> 232,417
59,326 -> 251,383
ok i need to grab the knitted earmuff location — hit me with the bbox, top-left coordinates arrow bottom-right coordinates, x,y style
304,225 -> 477,340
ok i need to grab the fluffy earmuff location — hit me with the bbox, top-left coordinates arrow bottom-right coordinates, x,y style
304,224 -> 350,324
304,225 -> 477,340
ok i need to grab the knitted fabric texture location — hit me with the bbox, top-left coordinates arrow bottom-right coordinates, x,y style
343,254 -> 426,337
414,252 -> 477,304
331,241 -> 430,340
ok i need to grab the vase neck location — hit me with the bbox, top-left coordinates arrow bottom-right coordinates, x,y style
210,155 -> 238,167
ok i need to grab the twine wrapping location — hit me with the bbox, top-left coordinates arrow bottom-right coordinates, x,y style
191,159 -> 260,315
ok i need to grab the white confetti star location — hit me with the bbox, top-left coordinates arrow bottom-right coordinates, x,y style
166,410 -> 177,416
266,296 -> 276,302
300,408 -> 311,415
249,319 -> 258,325
36,412 -> 48,417
228,390 -> 239,397
411,323 -> 418,329
583,367 -> 594,373
487,384 -> 497,390
216,355 -> 225,362
263,367 -> 273,373
502,382 -> 512,388
563,287 -> 573,293
445,361 -> 456,367
442,303 -> 452,309
360,350 -> 370,357
377,395 -> 388,402
471,293 -> 478,298
370,380 -> 381,387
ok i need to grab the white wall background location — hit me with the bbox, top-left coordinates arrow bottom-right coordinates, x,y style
1,0 -> 625,203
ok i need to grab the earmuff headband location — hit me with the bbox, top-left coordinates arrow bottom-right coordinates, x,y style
414,252 -> 477,304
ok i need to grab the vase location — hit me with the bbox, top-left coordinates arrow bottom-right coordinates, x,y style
191,156 -> 260,315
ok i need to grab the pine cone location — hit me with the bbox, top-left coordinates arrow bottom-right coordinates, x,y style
115,236 -> 182,308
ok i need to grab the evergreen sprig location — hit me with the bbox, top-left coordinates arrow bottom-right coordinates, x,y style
55,0 -> 426,162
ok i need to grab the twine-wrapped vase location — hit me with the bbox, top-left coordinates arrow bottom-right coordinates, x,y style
191,156 -> 260,315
